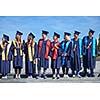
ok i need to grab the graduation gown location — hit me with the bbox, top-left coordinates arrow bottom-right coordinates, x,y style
71,38 -> 82,72
24,41 -> 38,75
50,41 -> 61,69
38,39 -> 51,69
0,41 -> 12,75
60,40 -> 72,68
11,39 -> 24,69
83,36 -> 97,69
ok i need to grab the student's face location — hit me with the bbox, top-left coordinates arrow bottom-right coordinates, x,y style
53,35 -> 58,40
16,34 -> 21,40
42,34 -> 47,39
28,36 -> 32,41
64,35 -> 70,40
88,32 -> 93,37
74,34 -> 78,39
2,38 -> 6,42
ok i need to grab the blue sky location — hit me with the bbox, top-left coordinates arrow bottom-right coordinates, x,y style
0,16 -> 100,42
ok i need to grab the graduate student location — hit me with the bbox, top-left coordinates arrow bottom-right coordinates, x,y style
38,30 -> 51,79
82,29 -> 98,77
11,31 -> 25,79
60,32 -> 72,78
50,32 -> 61,79
71,31 -> 82,77
24,32 -> 38,78
0,34 -> 12,78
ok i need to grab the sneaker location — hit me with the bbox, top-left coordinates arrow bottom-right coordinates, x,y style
57,74 -> 60,79
90,74 -> 95,77
18,74 -> 21,79
15,74 -> 18,79
66,75 -> 69,78
43,75 -> 47,79
73,75 -> 76,78
35,76 -> 38,79
28,76 -> 33,79
52,74 -> 56,79
64,74 -> 66,78
68,68 -> 72,74
64,74 -> 69,78
3,76 -> 7,79
77,74 -> 81,78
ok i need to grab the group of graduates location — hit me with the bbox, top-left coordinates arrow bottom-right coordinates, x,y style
0,29 -> 98,79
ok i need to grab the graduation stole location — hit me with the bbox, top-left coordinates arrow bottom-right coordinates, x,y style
71,38 -> 82,58
61,40 -> 70,65
27,40 -> 35,62
51,41 -> 60,59
84,36 -> 96,57
61,40 -> 70,54
38,39 -> 51,59
0,41 -> 12,61
13,38 -> 23,56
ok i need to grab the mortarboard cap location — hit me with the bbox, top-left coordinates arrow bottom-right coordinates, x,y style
3,34 -> 9,41
42,30 -> 49,35
28,32 -> 35,39
64,32 -> 71,36
74,31 -> 80,35
54,32 -> 60,38
89,29 -> 95,34
16,31 -> 23,35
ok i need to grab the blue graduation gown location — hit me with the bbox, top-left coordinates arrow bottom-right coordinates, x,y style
83,36 -> 97,69
50,41 -> 61,69
0,42 -> 12,76
24,42 -> 38,75
60,40 -> 72,68
71,38 -> 82,73
38,39 -> 50,69
11,40 -> 24,69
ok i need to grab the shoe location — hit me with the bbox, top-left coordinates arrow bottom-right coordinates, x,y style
18,74 -> 21,79
28,76 -> 33,79
73,75 -> 76,78
77,74 -> 81,78
57,74 -> 60,79
90,74 -> 95,77
38,73 -> 41,77
36,76 -> 41,79
98,74 -> 100,77
68,68 -> 72,74
64,74 -> 66,78
15,74 -> 18,79
35,76 -> 38,79
66,75 -> 69,78
64,74 -> 69,78
3,76 -> 7,79
43,74 -> 47,79
52,74 -> 56,79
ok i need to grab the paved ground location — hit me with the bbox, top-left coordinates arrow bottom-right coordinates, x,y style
0,60 -> 100,83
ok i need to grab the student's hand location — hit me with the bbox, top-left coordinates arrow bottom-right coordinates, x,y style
37,58 -> 40,61
65,53 -> 68,56
85,46 -> 89,49
52,48 -> 54,51
54,44 -> 59,49
48,56 -> 51,59
33,58 -> 37,64
2,46 -> 5,50
61,54 -> 64,56
15,46 -> 19,49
